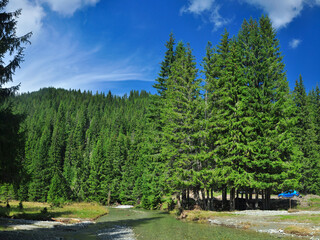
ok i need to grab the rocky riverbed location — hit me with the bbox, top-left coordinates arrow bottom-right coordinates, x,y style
0,217 -> 136,240
207,210 -> 320,239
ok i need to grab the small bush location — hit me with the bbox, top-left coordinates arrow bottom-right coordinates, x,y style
41,207 -> 48,214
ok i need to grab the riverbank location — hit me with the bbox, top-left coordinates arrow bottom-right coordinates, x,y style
1,207 -> 301,239
179,209 -> 320,239
0,201 -> 108,221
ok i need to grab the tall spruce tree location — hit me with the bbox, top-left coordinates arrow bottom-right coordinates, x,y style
309,86 -> 320,148
141,33 -> 176,208
161,42 -> 204,208
239,16 -> 298,208
0,0 -> 31,183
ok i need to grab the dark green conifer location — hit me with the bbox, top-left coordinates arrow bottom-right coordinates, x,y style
0,0 -> 31,183
293,75 -> 320,194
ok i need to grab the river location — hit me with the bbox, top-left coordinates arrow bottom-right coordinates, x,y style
0,208 -> 299,239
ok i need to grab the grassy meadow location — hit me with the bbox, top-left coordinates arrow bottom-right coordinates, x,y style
0,201 -> 108,221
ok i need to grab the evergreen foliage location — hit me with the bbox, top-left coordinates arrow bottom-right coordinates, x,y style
3,15 -> 320,210
293,76 -> 320,194
0,0 -> 31,183
12,88 -> 151,204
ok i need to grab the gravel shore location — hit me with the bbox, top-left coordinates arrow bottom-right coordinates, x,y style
207,210 -> 320,239
233,210 -> 320,216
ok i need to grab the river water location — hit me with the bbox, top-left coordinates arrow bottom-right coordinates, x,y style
0,208 -> 299,239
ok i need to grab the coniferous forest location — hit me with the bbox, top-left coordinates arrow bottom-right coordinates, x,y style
2,14 -> 320,211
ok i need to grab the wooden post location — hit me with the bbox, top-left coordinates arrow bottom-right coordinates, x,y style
289,198 -> 292,209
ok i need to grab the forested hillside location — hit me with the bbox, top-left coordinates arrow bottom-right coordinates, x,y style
2,15 -> 320,211
11,88 -> 157,206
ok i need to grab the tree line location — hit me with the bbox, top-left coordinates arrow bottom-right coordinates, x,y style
1,14 -> 320,210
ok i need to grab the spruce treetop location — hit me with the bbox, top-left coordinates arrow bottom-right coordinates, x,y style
0,0 -> 31,100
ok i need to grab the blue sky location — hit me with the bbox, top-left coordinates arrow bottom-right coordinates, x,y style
6,0 -> 320,95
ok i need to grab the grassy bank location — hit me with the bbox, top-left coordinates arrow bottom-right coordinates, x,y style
175,209 -> 235,223
0,201 -> 108,221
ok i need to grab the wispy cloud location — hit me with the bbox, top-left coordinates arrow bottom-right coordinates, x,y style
289,39 -> 302,49
180,0 -> 231,31
10,32 -> 155,93
5,0 -> 155,93
209,5 -> 231,31
40,0 -> 100,16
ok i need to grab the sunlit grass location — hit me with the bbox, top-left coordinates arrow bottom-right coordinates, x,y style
273,214 -> 320,225
178,210 -> 235,223
283,225 -> 319,236
0,200 -> 108,220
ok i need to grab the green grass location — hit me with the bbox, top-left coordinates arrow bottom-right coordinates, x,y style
273,214 -> 320,225
0,201 -> 108,221
179,210 -> 235,223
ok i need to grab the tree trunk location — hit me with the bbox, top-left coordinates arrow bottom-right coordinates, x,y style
255,189 -> 259,209
107,190 -> 111,206
201,189 -> 206,210
182,189 -> 186,209
230,188 -> 236,211
206,189 -> 210,210
222,186 -> 227,210
176,192 -> 181,209
210,189 -> 214,210
266,188 -> 271,210
187,188 -> 190,209
193,188 -> 200,207
262,190 -> 266,210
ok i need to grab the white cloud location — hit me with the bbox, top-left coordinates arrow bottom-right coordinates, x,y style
289,39 -> 302,49
242,0 -> 304,29
181,0 -> 230,31
181,0 -> 215,14
6,0 -> 45,38
40,0 -> 100,16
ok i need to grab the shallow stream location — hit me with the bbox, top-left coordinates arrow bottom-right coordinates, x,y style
0,208 -> 299,239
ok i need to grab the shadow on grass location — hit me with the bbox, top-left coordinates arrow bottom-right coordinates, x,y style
0,206 -> 74,221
